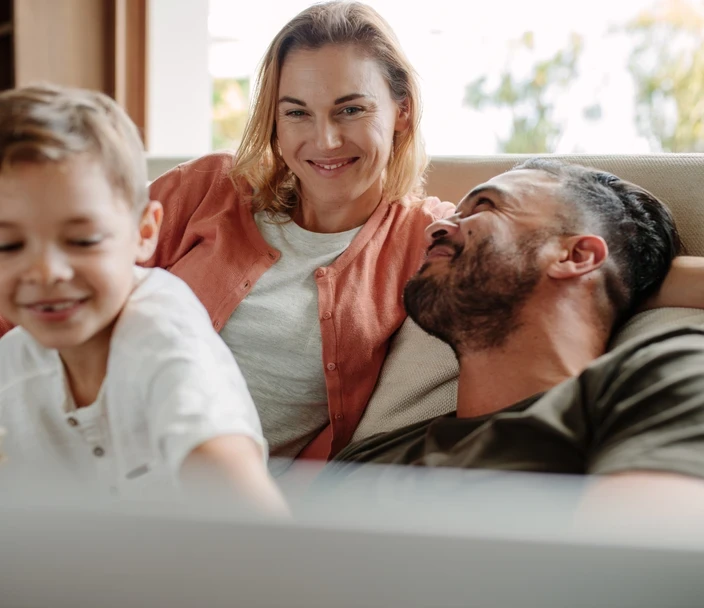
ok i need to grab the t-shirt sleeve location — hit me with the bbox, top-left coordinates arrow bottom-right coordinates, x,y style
587,330 -> 704,480
143,348 -> 266,478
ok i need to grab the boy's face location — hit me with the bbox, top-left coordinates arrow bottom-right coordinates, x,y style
0,156 -> 161,353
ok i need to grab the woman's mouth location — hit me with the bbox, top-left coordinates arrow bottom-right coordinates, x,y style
308,158 -> 358,175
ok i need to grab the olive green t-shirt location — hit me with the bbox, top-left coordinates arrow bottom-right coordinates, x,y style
328,327 -> 704,481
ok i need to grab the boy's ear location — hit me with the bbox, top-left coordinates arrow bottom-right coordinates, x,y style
135,201 -> 163,263
547,234 -> 608,280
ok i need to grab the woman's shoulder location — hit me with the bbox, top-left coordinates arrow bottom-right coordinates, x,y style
154,151 -> 239,190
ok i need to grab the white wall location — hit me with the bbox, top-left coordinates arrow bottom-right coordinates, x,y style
147,0 -> 211,156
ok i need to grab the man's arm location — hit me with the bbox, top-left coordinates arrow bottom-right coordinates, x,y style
642,256 -> 704,310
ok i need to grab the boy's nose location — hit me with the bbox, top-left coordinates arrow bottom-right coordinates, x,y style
24,249 -> 73,284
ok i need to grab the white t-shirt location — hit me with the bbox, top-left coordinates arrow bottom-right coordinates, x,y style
220,212 -> 361,474
0,267 -> 264,497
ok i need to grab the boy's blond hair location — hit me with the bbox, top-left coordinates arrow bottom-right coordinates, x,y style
0,83 -> 148,212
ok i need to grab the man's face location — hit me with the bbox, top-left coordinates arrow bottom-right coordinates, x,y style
0,157 -> 157,355
404,169 -> 565,353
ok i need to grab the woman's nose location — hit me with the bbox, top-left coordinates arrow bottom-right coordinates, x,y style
315,119 -> 343,151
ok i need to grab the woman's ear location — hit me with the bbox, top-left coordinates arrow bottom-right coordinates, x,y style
395,98 -> 411,133
547,234 -> 608,280
135,201 -> 164,263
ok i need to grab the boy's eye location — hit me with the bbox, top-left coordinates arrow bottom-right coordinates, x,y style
0,242 -> 22,253
69,237 -> 103,247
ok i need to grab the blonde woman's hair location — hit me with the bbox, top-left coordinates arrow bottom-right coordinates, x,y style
0,83 -> 148,212
233,0 -> 428,216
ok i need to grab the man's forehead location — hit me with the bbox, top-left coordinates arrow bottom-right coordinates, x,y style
463,169 -> 561,206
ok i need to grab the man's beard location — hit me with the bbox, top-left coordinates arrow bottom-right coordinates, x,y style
404,234 -> 544,354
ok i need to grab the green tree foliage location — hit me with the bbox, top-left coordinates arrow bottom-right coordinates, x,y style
212,78 -> 250,150
463,32 -> 584,153
623,0 -> 704,152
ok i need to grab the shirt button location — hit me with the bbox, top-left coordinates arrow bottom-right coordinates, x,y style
315,268 -> 326,278
334,413 -> 343,420
322,311 -> 332,320
326,362 -> 336,371
93,446 -> 105,458
67,417 -> 79,427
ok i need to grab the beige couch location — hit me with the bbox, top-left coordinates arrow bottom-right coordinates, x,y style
351,154 -> 704,442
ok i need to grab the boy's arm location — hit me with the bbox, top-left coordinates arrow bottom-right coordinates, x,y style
144,351 -> 287,515
181,435 -> 289,515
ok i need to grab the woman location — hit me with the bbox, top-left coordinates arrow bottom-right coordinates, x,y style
146,1 -> 704,472
147,1 -> 454,473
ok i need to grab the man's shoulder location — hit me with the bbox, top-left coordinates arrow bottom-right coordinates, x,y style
599,325 -> 704,371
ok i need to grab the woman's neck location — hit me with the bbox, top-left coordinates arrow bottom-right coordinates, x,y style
294,180 -> 384,233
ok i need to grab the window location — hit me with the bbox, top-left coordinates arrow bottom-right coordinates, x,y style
148,0 -> 704,157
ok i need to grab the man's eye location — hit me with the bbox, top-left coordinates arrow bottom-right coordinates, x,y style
0,243 -> 22,253
473,198 -> 494,211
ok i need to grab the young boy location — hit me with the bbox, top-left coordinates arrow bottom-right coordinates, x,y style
0,84 -> 286,512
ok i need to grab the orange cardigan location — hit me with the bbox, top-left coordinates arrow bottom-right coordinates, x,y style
146,153 -> 455,460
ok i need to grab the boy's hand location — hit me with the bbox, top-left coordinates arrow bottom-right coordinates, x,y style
180,435 -> 290,516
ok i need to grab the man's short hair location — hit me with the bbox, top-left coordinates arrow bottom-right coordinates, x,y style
0,84 -> 148,213
512,158 -> 681,322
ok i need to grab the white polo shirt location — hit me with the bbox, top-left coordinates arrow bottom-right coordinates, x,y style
0,267 -> 264,497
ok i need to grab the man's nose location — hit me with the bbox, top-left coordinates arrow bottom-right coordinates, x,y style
315,118 -> 343,151
425,217 -> 458,245
24,247 -> 73,284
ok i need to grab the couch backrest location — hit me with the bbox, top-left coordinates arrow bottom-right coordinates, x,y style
425,154 -> 704,257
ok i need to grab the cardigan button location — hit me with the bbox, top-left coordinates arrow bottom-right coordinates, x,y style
315,268 -> 327,278
243,280 -> 251,289
334,413 -> 343,420
268,251 -> 277,260
322,311 -> 332,320
326,362 -> 336,371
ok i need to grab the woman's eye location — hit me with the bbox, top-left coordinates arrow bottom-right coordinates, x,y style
285,109 -> 306,118
341,106 -> 362,116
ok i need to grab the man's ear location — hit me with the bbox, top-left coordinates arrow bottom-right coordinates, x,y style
135,201 -> 163,263
547,234 -> 608,280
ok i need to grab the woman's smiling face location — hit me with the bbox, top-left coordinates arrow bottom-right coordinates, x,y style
276,43 -> 409,212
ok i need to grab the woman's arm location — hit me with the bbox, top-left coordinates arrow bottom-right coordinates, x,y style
642,256 -> 704,310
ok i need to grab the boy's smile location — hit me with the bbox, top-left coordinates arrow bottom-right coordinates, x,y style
0,156 -> 160,358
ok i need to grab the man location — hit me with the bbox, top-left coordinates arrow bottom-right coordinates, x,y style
327,159 -> 704,511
